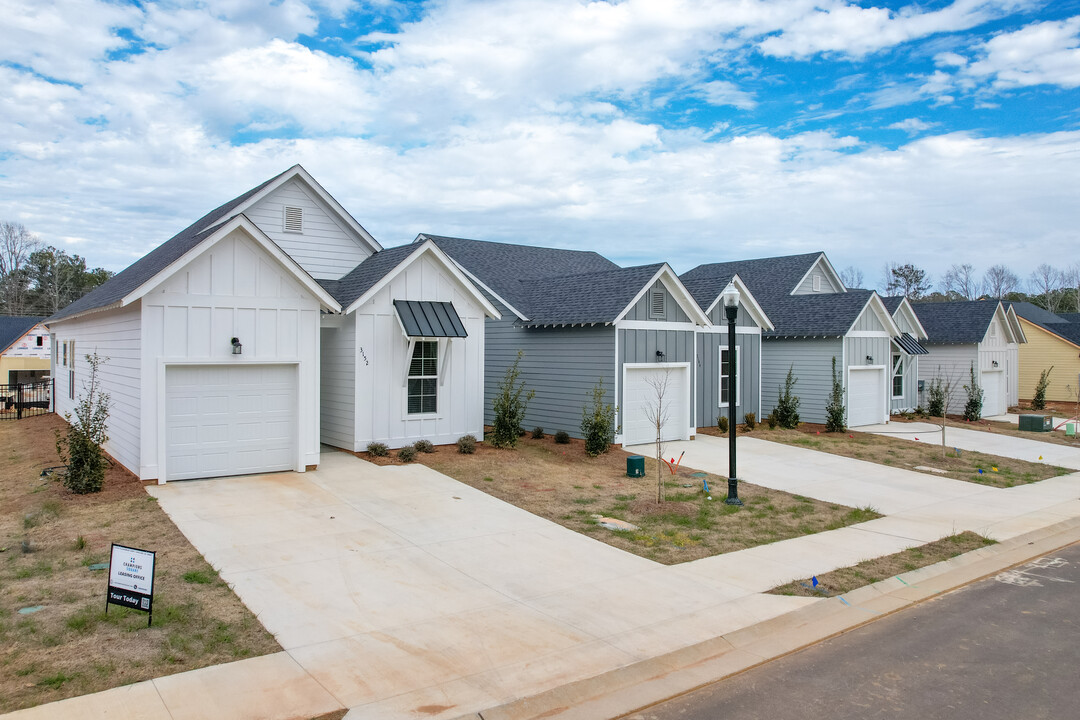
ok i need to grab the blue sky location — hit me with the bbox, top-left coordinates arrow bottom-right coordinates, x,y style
2,0 -> 1079,292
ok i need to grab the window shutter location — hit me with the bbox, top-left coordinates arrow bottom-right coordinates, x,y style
283,206 -> 303,233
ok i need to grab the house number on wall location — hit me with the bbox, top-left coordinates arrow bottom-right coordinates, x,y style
359,347 -> 369,366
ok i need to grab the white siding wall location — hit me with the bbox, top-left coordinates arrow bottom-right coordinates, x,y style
246,179 -> 373,280
919,344 -> 979,414
978,314 -> 1019,409
51,305 -> 142,476
139,229 -> 323,480
353,254 -> 487,449
320,317 -> 356,450
792,259 -> 842,295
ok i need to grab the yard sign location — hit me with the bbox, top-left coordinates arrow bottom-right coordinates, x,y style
106,543 -> 156,627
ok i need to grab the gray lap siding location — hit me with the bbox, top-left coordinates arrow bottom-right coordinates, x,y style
761,338 -> 843,424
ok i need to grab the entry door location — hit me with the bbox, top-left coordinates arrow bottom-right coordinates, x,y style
165,364 -> 297,481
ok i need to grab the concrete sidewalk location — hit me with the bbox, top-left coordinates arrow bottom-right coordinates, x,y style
860,421 -> 1080,471
987,412 -> 1077,430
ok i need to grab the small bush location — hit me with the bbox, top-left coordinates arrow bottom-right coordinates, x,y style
73,535 -> 86,551
581,378 -> 617,457
397,446 -> 417,462
55,352 -> 111,494
491,350 -> 535,448
775,365 -> 801,429
743,412 -> 757,430
367,441 -> 389,457
555,430 -> 570,444
413,439 -> 435,453
765,412 -> 778,429
927,378 -> 946,417
962,363 -> 983,421
1031,367 -> 1052,411
456,434 -> 477,454
824,356 -> 846,432
532,427 -> 545,439
717,415 -> 729,433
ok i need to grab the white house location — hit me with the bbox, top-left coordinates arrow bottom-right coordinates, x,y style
880,296 -> 930,414
48,166 -> 497,483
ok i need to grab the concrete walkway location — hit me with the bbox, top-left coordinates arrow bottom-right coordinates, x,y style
5,441 -> 1079,720
859,421 -> 1080,471
987,412 -> 1077,430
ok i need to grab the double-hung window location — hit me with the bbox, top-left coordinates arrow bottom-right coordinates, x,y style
720,347 -> 741,407
407,341 -> 438,414
892,353 -> 904,398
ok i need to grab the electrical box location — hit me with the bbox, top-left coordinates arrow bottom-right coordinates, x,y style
626,455 -> 645,477
1018,414 -> 1052,432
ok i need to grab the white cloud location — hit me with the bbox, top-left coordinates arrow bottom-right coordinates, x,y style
698,80 -> 757,109
967,16 -> 1080,88
888,118 -> 937,133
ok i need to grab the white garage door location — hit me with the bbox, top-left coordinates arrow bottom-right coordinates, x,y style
848,368 -> 885,427
981,370 -> 1005,417
166,364 -> 297,481
622,366 -> 690,446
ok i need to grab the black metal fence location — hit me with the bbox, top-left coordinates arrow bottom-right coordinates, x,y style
0,381 -> 51,420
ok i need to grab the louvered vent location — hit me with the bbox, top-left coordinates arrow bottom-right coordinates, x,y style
283,206 -> 303,233
649,288 -> 666,318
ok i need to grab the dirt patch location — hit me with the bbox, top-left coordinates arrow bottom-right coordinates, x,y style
768,531 -> 997,597
699,422 -> 1070,488
0,414 -> 279,713
394,433 -> 879,565
892,412 -> 1080,449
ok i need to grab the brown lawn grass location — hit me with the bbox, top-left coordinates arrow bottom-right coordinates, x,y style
363,433 -> 880,565
0,414 -> 279,713
698,423 -> 1070,488
768,531 -> 997,597
894,412 -> 1080,449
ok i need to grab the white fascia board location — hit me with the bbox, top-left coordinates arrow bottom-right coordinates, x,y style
121,214 -> 342,313
343,239 -> 502,319
847,293 -> 900,337
204,165 -> 383,254
790,252 -> 846,295
896,297 -> 929,339
1002,303 -> 1027,344
613,264 -> 711,326
415,234 -> 525,321
702,274 -> 774,331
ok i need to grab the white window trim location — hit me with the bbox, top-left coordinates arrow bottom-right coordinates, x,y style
812,274 -> 822,292
891,353 -> 904,399
719,346 -> 741,408
406,339 -> 439,416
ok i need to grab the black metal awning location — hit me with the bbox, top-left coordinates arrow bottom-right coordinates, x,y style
894,332 -> 928,355
393,300 -> 468,338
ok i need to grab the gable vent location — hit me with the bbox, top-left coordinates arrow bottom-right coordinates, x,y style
649,288 -> 666,319
283,206 -> 303,233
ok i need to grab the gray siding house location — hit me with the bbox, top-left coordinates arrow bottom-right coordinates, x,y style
419,235 -> 713,446
881,296 -> 930,413
683,252 -> 907,427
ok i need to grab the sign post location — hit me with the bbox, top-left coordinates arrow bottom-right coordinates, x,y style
106,543 -> 156,627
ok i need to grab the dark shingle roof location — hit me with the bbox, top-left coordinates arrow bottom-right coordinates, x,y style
317,243 -> 420,309
681,252 -> 823,295
912,300 -> 1001,344
1057,313 -> 1080,323
1008,302 -> 1080,346
520,264 -> 665,326
48,169 -> 290,323
681,273 -> 737,312
0,316 -> 45,354
420,235 -> 619,317
880,295 -> 905,314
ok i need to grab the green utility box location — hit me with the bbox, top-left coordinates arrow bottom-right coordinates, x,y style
627,455 -> 645,478
1018,414 -> 1052,432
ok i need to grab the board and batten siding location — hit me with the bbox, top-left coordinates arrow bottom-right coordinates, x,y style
139,229 -> 323,480
320,317 -> 355,449
696,330 -> 761,427
792,259 -> 842,295
761,338 -> 843,424
484,298 -> 616,436
247,179 -> 373,280
707,301 -> 758,328
979,314 -> 1018,407
618,327 -> 696,435
625,281 -> 691,322
51,304 -> 142,477
352,253 -> 487,449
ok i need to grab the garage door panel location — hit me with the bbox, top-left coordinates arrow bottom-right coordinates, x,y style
166,364 -> 297,481
848,369 -> 885,427
623,366 -> 690,446
981,371 -> 1004,416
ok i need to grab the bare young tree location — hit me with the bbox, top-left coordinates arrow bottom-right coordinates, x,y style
941,263 -> 979,300
0,221 -> 42,315
982,264 -> 1019,299
839,265 -> 864,289
927,365 -> 963,459
643,369 -> 672,504
1065,263 -> 1080,313
1029,263 -> 1065,313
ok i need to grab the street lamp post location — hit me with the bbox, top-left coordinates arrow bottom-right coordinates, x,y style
721,286 -> 743,506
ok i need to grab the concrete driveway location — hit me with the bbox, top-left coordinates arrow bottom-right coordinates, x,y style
147,449 -> 816,719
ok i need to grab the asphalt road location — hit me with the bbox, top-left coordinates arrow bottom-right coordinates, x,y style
624,542 -> 1080,720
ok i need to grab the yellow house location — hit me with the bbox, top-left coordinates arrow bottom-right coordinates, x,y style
1009,302 -> 1080,403
0,317 -> 51,386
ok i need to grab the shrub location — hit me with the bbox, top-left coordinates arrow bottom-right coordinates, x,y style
765,411 -> 778,430
927,378 -> 946,417
824,356 -> 846,432
491,350 -> 535,448
1032,367 -> 1053,411
743,412 -> 757,430
774,365 -> 801,429
367,441 -> 389,457
397,446 -> 417,462
55,353 -> 110,494
555,430 -> 570,444
532,427 -> 545,439
962,363 -> 983,421
581,379 -> 617,457
717,415 -> 729,434
456,435 -> 477,454
413,439 -> 435,453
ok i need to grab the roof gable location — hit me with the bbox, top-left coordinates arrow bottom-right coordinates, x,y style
791,253 -> 845,295
0,317 -> 46,355
914,300 -> 1024,345
882,295 -> 928,339
679,273 -> 773,330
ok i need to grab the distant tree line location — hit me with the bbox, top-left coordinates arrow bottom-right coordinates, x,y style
0,221 -> 113,317
837,259 -> 1080,312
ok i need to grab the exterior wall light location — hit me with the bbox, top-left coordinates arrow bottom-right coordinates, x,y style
655,349 -> 665,360
231,337 -> 242,355
866,355 -> 873,363
992,360 -> 999,367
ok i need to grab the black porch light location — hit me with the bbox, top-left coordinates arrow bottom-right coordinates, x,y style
231,337 -> 242,355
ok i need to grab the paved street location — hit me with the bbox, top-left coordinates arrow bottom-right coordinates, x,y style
624,542 -> 1080,720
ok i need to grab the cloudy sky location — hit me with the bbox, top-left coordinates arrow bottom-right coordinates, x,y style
2,0 -> 1079,290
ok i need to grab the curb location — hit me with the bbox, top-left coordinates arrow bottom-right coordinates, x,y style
449,516 -> 1080,720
